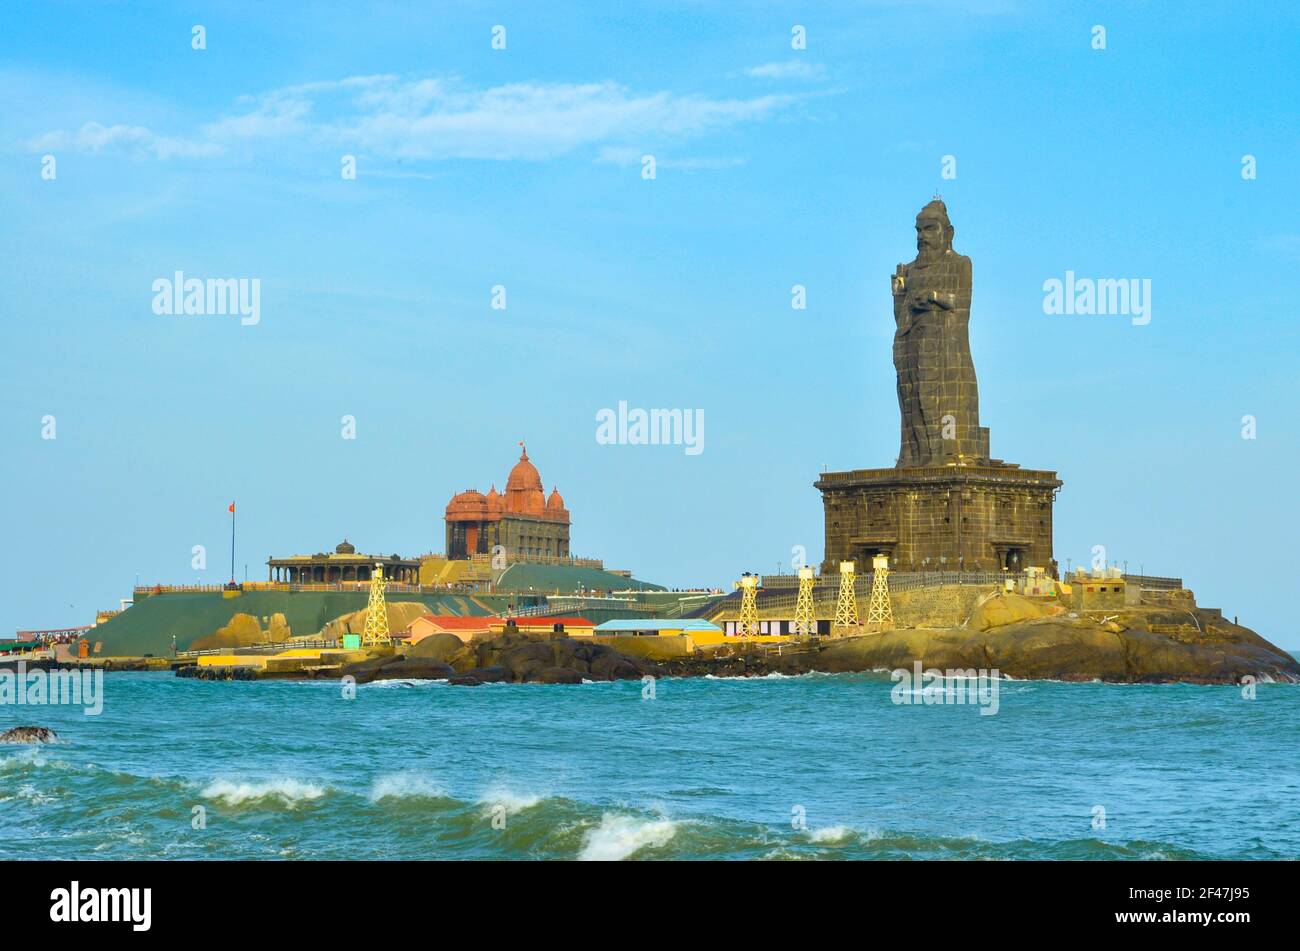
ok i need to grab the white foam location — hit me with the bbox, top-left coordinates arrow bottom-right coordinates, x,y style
201,778 -> 326,807
808,825 -> 853,844
478,787 -> 543,817
368,772 -> 446,802
578,813 -> 677,861
360,678 -> 447,689
0,747 -> 51,771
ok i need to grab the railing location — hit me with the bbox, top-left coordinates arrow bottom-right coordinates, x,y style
705,570 -> 1026,618
660,595 -> 717,619
464,552 -> 606,569
15,625 -> 94,638
135,581 -> 486,597
508,601 -> 573,618
176,638 -> 339,660
510,596 -> 648,618
1121,573 -> 1184,590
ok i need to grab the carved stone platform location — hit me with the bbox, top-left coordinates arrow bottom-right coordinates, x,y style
815,463 -> 1062,575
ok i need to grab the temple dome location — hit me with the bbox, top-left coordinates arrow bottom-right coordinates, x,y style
335,539 -> 356,554
506,445 -> 543,494
505,444 -> 545,516
546,488 -> 566,511
445,489 -> 490,520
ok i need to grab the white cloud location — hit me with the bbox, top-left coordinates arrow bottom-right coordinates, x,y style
745,61 -> 826,81
595,146 -> 745,172
26,121 -> 221,159
28,75 -> 803,163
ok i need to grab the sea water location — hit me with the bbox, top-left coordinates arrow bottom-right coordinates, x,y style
3,669 -> 1298,860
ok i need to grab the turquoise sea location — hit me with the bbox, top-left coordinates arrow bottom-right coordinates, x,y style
3,669 -> 1298,860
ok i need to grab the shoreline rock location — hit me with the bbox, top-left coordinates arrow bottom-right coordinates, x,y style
661,610 -> 1300,685
170,603 -> 1299,687
1,726 -> 59,744
336,633 -> 663,686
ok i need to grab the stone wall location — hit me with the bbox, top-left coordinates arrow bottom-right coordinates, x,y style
891,584 -> 994,629
817,464 -> 1060,574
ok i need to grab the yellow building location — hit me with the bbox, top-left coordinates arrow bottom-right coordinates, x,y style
490,616 -> 596,637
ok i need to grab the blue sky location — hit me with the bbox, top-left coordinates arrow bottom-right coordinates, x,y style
3,1 -> 1298,645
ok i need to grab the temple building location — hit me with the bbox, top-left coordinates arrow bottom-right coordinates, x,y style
266,539 -> 421,584
445,444 -> 571,561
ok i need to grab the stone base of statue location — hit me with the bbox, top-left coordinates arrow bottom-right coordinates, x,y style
815,462 -> 1061,575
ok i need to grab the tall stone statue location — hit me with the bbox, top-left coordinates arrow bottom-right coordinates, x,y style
816,198 -> 1061,577
890,199 -> 990,467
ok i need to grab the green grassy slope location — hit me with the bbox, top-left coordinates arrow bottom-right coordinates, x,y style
93,590 -> 499,656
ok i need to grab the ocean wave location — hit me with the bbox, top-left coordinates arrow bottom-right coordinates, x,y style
478,787 -> 544,817
359,679 -> 448,689
200,778 -> 327,808
578,813 -> 678,861
807,825 -> 855,844
700,672 -> 801,682
368,772 -> 448,802
0,748 -> 51,772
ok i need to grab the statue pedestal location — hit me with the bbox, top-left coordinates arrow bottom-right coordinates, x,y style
815,463 -> 1062,574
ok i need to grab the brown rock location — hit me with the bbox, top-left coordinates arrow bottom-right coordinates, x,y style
530,667 -> 585,685
0,726 -> 58,744
191,613 -> 264,651
967,592 -> 1062,632
407,632 -> 468,664
809,614 -> 1300,684
373,659 -> 455,681
337,654 -> 403,685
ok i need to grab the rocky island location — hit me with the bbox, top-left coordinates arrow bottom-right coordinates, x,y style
172,584 -> 1299,686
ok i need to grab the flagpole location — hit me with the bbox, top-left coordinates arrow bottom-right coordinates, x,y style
230,503 -> 236,585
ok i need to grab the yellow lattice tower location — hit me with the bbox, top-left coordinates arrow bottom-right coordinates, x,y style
361,564 -> 391,648
833,561 -> 859,633
793,567 -> 816,637
735,573 -> 760,637
865,554 -> 894,632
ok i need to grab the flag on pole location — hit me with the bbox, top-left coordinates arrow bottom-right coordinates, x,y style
229,502 -> 235,513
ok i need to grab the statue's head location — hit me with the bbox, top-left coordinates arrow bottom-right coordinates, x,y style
915,199 -> 954,258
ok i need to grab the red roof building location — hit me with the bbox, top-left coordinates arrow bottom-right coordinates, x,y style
445,443 -> 571,561
404,615 -> 494,644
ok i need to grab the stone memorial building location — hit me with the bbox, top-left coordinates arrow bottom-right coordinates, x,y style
444,443 -> 571,561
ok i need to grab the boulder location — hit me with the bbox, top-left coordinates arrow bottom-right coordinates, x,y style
0,726 -> 58,744
191,613 -> 264,651
448,665 -> 511,687
530,667 -> 585,685
372,659 -> 455,681
462,665 -> 510,683
588,651 -> 646,681
500,642 -> 561,680
337,654 -> 403,685
266,612 -> 292,642
809,612 -> 1300,684
966,592 -> 1062,632
408,632 -> 467,664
